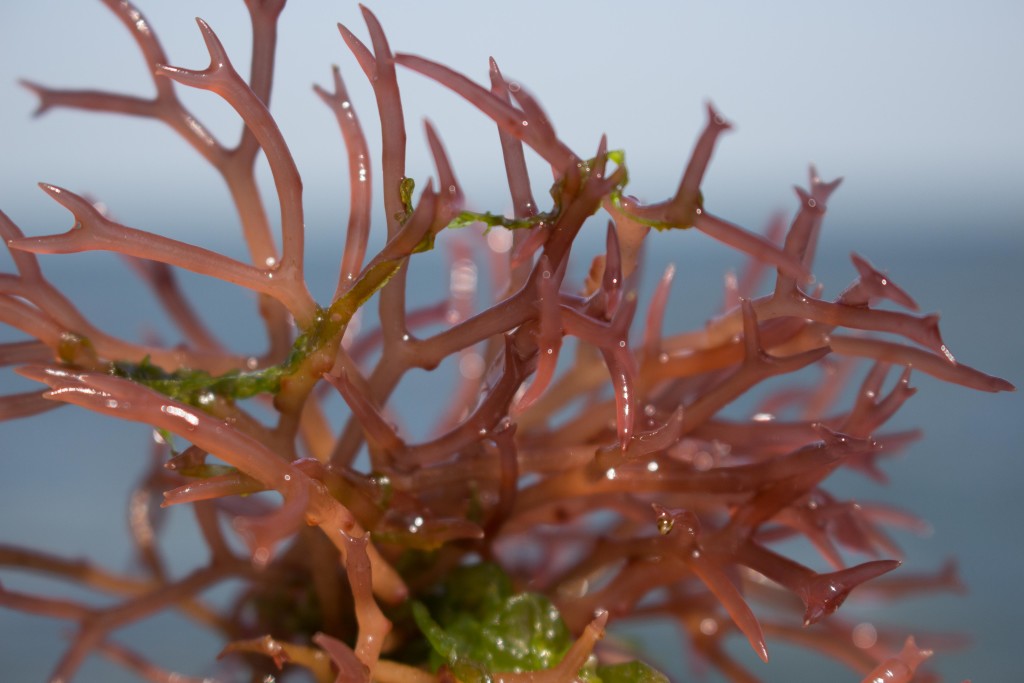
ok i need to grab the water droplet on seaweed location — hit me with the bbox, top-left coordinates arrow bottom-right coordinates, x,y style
699,617 -> 719,636
852,622 -> 877,649
693,450 -> 714,471
940,344 -> 956,363
253,547 -> 270,567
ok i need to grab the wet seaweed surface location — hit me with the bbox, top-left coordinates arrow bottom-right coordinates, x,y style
0,2 -> 1016,682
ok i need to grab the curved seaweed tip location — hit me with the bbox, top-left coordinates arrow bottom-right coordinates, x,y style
859,636 -> 933,683
17,79 -> 53,118
799,560 -> 902,627
0,3 -> 1014,682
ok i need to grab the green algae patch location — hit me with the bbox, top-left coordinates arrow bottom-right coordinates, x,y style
411,562 -> 666,682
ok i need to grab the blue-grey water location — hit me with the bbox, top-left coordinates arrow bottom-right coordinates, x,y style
1,230 -> 1021,682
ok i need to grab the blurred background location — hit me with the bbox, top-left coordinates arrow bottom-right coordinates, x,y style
1,1 -> 1021,681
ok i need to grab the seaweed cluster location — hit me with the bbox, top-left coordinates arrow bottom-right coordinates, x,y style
0,2 -> 1013,682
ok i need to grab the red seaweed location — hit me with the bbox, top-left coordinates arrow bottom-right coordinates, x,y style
0,2 -> 1014,682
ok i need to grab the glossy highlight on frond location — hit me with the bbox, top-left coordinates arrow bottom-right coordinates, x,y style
0,1 -> 1013,681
